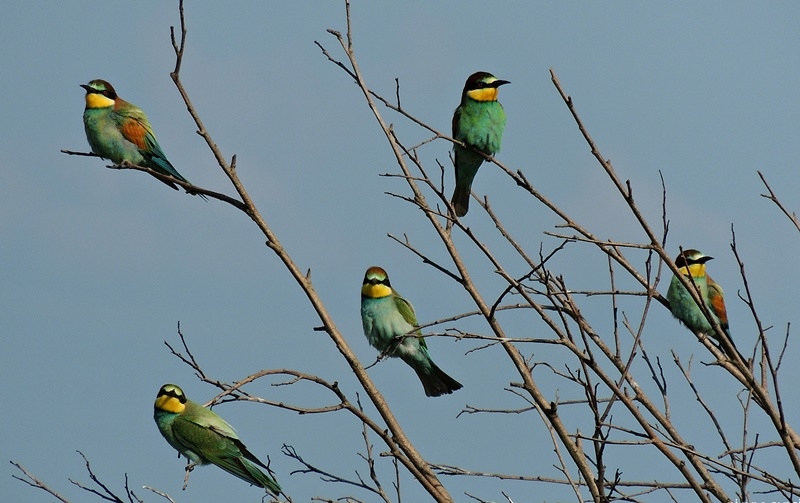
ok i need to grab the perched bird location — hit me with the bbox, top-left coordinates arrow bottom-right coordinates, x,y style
666,249 -> 745,362
451,71 -> 510,217
153,384 -> 281,495
360,266 -> 462,397
81,79 -> 200,195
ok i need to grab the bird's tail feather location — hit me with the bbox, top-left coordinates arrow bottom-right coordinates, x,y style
142,154 -> 209,200
719,327 -> 749,366
451,185 -> 471,217
214,456 -> 282,496
412,361 -> 463,397
451,148 -> 485,217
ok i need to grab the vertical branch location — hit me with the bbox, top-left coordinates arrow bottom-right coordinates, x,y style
318,16 -> 607,503
730,233 -> 800,473
167,1 -> 451,501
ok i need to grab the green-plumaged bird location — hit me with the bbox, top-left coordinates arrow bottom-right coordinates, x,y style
451,71 -> 509,217
666,249 -> 745,362
81,79 -> 201,195
153,384 -> 281,495
360,266 -> 462,397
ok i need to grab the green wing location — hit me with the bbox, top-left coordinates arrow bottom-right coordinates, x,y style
112,103 -> 157,149
173,413 -> 242,461
452,105 -> 462,139
392,293 -> 427,349
113,102 -> 186,181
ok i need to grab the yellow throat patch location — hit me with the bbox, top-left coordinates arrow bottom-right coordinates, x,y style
85,93 -> 115,109
682,262 -> 706,279
155,394 -> 186,414
362,283 -> 392,298
466,87 -> 499,102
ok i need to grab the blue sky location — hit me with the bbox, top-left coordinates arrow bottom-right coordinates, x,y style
3,2 -> 800,502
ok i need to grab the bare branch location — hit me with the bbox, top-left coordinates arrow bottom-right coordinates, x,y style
11,461 -> 73,503
758,171 -> 800,233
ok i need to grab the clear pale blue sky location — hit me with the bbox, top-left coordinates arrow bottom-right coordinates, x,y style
3,2 -> 800,502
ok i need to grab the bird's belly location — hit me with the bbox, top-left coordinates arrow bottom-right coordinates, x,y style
458,107 -> 506,154
84,115 -> 145,165
669,286 -> 715,332
362,307 -> 416,355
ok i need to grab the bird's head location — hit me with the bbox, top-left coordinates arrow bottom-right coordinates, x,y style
81,79 -> 117,109
361,266 -> 393,299
674,249 -> 713,278
462,72 -> 510,103
154,384 -> 187,414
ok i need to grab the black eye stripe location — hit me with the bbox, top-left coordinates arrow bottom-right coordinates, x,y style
675,255 -> 708,267
159,387 -> 186,403
86,87 -> 113,98
470,80 -> 501,91
363,277 -> 390,287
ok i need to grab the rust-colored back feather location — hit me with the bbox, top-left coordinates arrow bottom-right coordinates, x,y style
118,119 -> 148,150
706,275 -> 728,326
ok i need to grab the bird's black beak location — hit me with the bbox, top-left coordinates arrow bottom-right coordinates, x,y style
80,84 -> 95,93
699,256 -> 714,264
492,80 -> 511,88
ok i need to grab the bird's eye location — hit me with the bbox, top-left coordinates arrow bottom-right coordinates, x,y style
161,387 -> 186,403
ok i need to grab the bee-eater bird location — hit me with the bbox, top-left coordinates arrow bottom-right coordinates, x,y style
360,266 -> 462,397
153,384 -> 281,495
81,79 -> 200,195
666,249 -> 745,362
451,71 -> 509,217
